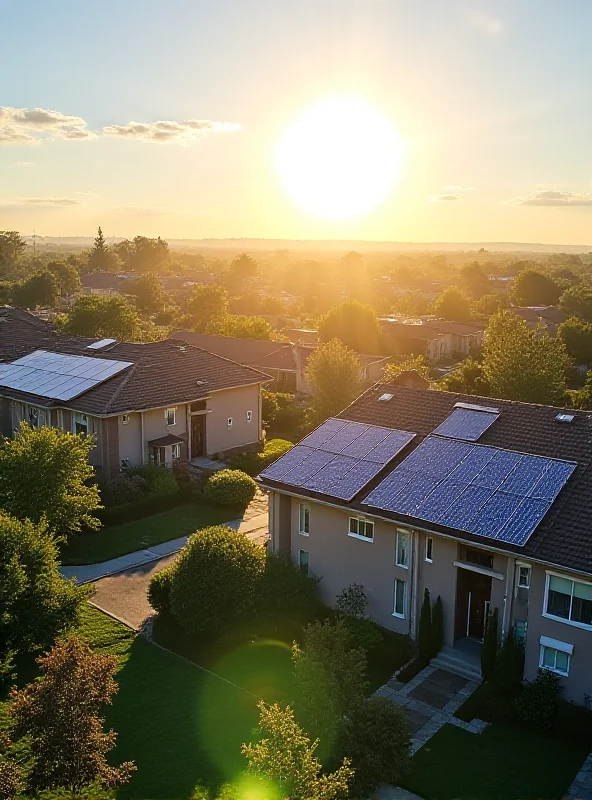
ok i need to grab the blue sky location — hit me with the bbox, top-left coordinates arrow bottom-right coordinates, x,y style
1,1 -> 592,242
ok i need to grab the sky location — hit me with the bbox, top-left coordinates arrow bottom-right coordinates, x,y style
1,0 -> 592,244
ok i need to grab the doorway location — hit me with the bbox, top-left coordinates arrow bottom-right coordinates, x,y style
455,568 -> 492,641
191,414 -> 206,458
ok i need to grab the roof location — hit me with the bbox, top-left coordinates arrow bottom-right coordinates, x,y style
511,306 -> 567,326
80,272 -> 126,291
172,330 -> 297,371
297,346 -> 389,368
0,308 -> 269,415
381,319 -> 485,340
148,433 -> 185,447
260,382 -> 592,576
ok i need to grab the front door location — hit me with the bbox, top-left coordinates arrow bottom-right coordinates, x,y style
455,568 -> 492,641
191,414 -> 205,458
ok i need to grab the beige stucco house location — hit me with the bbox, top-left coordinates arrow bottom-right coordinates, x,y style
0,309 -> 270,476
261,383 -> 592,705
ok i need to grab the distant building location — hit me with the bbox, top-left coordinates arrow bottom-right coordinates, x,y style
380,318 -> 485,362
510,306 -> 567,337
81,272 -> 129,296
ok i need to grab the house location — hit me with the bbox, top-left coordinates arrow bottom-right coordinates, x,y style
294,346 -> 390,394
80,272 -> 130,296
0,308 -> 270,476
510,306 -> 567,337
261,383 -> 592,704
380,318 -> 485,362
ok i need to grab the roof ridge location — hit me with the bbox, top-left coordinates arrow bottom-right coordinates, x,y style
103,359 -> 139,413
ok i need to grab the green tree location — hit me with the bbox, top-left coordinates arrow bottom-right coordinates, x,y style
471,292 -> 509,317
0,513 -> 88,676
417,588 -> 432,663
433,286 -> 472,322
59,294 -> 139,339
186,285 -> 229,333
128,236 -> 170,273
559,284 -> 592,323
493,626 -> 525,695
228,252 -> 258,289
87,226 -> 118,273
481,607 -> 499,681
482,312 -> 570,405
129,272 -> 166,312
305,339 -> 362,423
511,269 -> 562,306
431,595 -> 444,659
0,423 -> 101,538
558,317 -> 592,364
318,300 -> 381,353
242,702 -> 353,800
460,262 -> 490,298
9,636 -> 135,795
384,355 -> 429,382
47,260 -> 81,296
11,271 -> 58,309
221,314 -> 272,340
0,733 -> 22,800
437,357 -> 489,395
0,231 -> 26,278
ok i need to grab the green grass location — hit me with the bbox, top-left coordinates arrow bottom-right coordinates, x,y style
402,722 -> 589,800
61,502 -> 241,565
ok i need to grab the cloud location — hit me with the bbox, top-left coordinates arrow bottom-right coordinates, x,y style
429,194 -> 461,202
507,189 -> 592,207
76,191 -> 100,198
0,196 -> 83,208
101,118 -> 242,144
0,106 -> 96,145
442,184 -> 476,192
467,10 -> 502,35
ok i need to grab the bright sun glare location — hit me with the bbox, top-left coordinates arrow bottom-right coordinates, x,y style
276,96 -> 404,220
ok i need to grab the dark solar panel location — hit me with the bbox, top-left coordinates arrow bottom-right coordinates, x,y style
433,407 -> 499,441
341,425 -> 391,458
303,455 -> 358,492
280,449 -> 335,486
298,418 -> 348,448
259,445 -> 314,480
364,430 -> 417,463
319,422 -> 370,453
330,460 -> 386,501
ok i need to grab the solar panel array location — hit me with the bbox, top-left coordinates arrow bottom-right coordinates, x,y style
362,435 -> 576,546
260,417 -> 416,501
432,407 -> 499,441
0,349 -> 133,401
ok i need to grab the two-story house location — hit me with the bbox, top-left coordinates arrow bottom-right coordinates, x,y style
0,308 -> 270,475
260,382 -> 592,705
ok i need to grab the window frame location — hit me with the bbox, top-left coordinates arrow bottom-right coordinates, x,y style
395,528 -> 410,569
165,407 -> 177,426
171,442 -> 182,460
393,578 -> 407,619
543,570 -> 592,631
297,548 -> 309,575
246,410 -> 253,422
121,413 -> 130,425
72,412 -> 88,435
348,516 -> 374,543
298,503 -> 310,536
539,638 -> 572,677
425,535 -> 433,563
227,416 -> 233,428
517,563 -> 531,589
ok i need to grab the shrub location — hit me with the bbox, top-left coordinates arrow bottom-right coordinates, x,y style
481,607 -> 499,681
258,553 -> 321,626
342,616 -> 383,655
203,469 -> 257,506
417,588 -> 432,663
339,696 -> 412,796
431,595 -> 444,659
173,462 -> 209,498
100,463 -> 179,507
169,525 -> 265,635
335,584 -> 368,618
148,566 -> 175,615
492,626 -> 525,695
228,439 -> 293,476
514,668 -> 562,731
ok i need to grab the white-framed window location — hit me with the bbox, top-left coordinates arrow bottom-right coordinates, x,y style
121,414 -> 129,425
298,548 -> 309,576
246,410 -> 253,422
172,443 -> 182,460
514,619 -> 528,646
72,412 -> 88,435
393,578 -> 407,618
165,408 -> 176,426
544,572 -> 592,630
539,636 -> 573,677
348,516 -> 374,542
227,417 -> 233,428
361,367 -> 369,380
425,536 -> 433,563
517,564 -> 531,589
396,529 -> 409,568
299,503 -> 310,535
27,405 -> 39,427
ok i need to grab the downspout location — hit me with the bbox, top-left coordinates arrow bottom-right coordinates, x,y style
140,411 -> 145,465
501,557 -> 515,639
411,530 -> 420,638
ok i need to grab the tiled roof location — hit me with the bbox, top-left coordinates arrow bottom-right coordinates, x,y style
261,381 -> 592,576
172,330 -> 297,371
80,272 -> 126,291
0,308 -> 269,415
381,319 -> 485,339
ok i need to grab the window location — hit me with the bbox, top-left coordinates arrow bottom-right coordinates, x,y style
27,406 -> 39,427
396,529 -> 409,568
165,408 -> 176,426
514,619 -> 528,646
172,443 -> 182,460
73,412 -> 88,435
545,573 -> 592,628
150,446 -> 166,466
393,578 -> 407,618
299,503 -> 310,535
246,410 -> 253,422
518,565 -> 531,589
120,459 -> 131,469
425,536 -> 433,563
121,414 -> 129,425
539,636 -> 573,677
227,417 -> 233,428
298,549 -> 309,576
348,517 -> 374,542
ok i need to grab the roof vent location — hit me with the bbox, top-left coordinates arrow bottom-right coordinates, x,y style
556,413 -> 575,424
196,380 -> 207,386
87,338 -> 117,350
378,393 -> 394,402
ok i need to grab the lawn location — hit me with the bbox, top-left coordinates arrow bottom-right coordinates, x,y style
402,722 -> 589,800
61,501 -> 241,565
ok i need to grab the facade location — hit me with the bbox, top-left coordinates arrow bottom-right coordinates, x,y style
380,319 -> 485,362
0,309 -> 269,477
510,306 -> 567,337
262,384 -> 592,705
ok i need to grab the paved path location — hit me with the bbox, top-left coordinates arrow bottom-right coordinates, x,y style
567,750 -> 592,800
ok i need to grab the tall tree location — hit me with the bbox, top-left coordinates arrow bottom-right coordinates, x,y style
383,355 -> 429,382
559,284 -> 592,323
557,317 -> 592,365
304,339 -> 362,423
482,312 -> 570,405
9,636 -> 135,795
11,271 -> 58,309
318,300 -> 381,353
128,236 -> 170,273
0,422 -> 102,539
460,261 -> 491,298
437,357 -> 489,395
0,231 -> 26,278
47,260 -> 82,296
129,272 -> 166,312
59,294 -> 139,340
433,286 -> 472,322
228,252 -> 258,290
221,314 -> 272,340
86,227 -> 118,273
510,269 -> 562,306
185,284 -> 229,333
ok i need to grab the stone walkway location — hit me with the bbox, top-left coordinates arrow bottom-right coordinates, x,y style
567,750 -> 592,800
375,664 -> 485,754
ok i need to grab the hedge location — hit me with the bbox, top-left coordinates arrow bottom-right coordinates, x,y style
97,491 -> 185,527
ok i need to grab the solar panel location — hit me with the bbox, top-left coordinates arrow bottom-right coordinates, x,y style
87,338 -> 117,350
362,435 -> 576,547
0,349 -> 133,402
433,407 -> 499,441
259,417 -> 416,501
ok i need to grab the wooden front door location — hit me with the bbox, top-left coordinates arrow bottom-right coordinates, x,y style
191,414 -> 205,458
455,568 -> 492,641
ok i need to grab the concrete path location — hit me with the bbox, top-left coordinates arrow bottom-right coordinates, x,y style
373,787 -> 424,800
566,750 -> 592,800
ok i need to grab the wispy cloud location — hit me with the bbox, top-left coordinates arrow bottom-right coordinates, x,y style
507,188 -> 592,207
442,184 -> 476,192
467,10 -> 502,35
0,196 -> 84,208
101,118 -> 242,144
429,194 -> 461,202
0,106 -> 96,145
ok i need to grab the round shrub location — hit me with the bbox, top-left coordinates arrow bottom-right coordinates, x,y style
148,566 -> 175,615
149,470 -> 179,497
203,469 -> 257,507
258,552 -> 321,625
513,668 -> 561,731
169,525 -> 266,635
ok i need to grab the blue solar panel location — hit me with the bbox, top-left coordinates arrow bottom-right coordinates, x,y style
362,468 -> 416,507
418,480 -> 469,518
341,425 -> 391,458
303,455 -> 358,492
530,460 -> 576,500
433,407 -> 499,441
330,460 -> 386,501
496,497 -> 552,544
471,449 -> 523,489
280,449 -> 335,486
364,430 -> 417,463
299,418 -> 348,448
319,422 -> 370,453
471,492 -> 523,537
435,484 -> 495,529
500,455 -> 549,496
448,447 -> 495,483
259,445 -> 314,479
387,476 -> 441,516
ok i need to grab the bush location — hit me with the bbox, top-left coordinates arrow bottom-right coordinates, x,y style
492,626 -> 525,695
262,389 -> 307,440
169,525 -> 265,635
228,439 -> 293,476
148,566 -> 175,615
97,492 -> 183,526
335,584 -> 368,618
100,463 -> 179,508
342,616 -> 383,654
173,462 -> 209,499
202,469 -> 257,506
258,553 -> 321,626
339,696 -> 412,797
431,595 -> 444,658
481,607 -> 499,681
514,668 -> 562,731
417,588 -> 432,663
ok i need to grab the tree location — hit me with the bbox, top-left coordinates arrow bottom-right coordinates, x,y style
511,269 -> 562,306
384,354 -> 429,382
558,317 -> 592,365
87,226 -> 118,273
460,262 -> 490,298
228,252 -> 258,289
9,636 -> 135,794
305,339 -> 362,423
433,287 -> 472,322
471,292 -> 509,317
59,294 -> 139,339
0,734 -> 22,800
47,260 -> 81,296
242,702 -> 353,800
185,285 -> 229,333
431,595 -> 444,659
128,236 -> 169,273
0,513 -> 88,676
417,588 -> 432,663
437,357 -> 489,395
129,272 -> 166,312
318,300 -> 381,353
11,271 -> 58,309
481,607 -> 499,681
559,284 -> 592,323
492,626 -> 525,695
0,422 -> 101,538
482,312 -> 570,405
221,314 -> 272,340
0,231 -> 25,278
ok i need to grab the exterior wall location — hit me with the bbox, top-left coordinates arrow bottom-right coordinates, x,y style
417,533 -> 459,646
142,405 -> 189,467
117,412 -> 143,465
205,384 -> 262,456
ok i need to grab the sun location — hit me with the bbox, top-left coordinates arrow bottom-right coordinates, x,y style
276,96 -> 404,219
